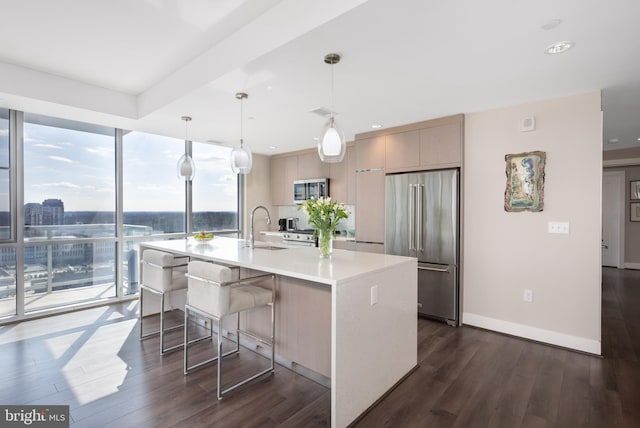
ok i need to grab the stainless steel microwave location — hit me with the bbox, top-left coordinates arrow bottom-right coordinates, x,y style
293,178 -> 329,204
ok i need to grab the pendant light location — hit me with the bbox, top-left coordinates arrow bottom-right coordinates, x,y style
230,92 -> 253,174
177,116 -> 195,181
318,53 -> 346,163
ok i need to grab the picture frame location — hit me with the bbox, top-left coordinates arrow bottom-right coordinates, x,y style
631,181 -> 640,200
504,151 -> 546,212
631,202 -> 640,222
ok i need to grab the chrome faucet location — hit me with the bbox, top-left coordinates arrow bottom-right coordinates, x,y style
249,205 -> 271,248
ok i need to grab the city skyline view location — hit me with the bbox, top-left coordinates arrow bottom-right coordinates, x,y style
21,115 -> 238,213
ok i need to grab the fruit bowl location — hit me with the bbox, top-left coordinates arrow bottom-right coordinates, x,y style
193,232 -> 214,243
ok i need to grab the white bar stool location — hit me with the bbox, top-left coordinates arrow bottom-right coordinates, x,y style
183,260 -> 275,399
139,249 -> 189,355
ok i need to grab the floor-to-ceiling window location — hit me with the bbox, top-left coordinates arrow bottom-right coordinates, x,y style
192,142 -> 239,233
0,108 -> 15,317
0,111 -> 240,322
22,114 -> 117,313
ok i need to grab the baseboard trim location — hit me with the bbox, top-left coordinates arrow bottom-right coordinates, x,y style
623,262 -> 640,270
462,312 -> 601,355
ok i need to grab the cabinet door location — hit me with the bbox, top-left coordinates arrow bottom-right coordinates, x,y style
356,136 -> 385,170
355,170 -> 385,243
270,155 -> 297,205
355,242 -> 384,254
419,123 -> 462,167
385,130 -> 420,170
329,144 -> 356,204
346,145 -> 357,205
333,240 -> 356,251
297,152 -> 330,180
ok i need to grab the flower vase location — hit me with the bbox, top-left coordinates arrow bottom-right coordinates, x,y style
318,229 -> 333,258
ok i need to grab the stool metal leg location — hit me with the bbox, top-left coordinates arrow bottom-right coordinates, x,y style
139,285 -> 184,355
217,317 -> 224,400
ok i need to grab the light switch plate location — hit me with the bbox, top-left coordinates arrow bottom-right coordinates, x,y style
548,221 -> 570,234
371,285 -> 378,305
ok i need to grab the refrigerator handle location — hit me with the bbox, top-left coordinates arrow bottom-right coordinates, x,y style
417,184 -> 423,252
408,184 -> 415,251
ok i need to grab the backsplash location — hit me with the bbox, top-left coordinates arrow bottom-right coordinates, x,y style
276,205 -> 356,237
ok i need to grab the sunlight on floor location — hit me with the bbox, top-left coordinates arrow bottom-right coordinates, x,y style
61,318 -> 137,405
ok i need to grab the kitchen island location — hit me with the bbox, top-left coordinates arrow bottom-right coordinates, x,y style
139,237 -> 417,428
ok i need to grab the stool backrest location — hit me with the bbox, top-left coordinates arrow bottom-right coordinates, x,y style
187,261 -> 233,317
142,249 -> 177,290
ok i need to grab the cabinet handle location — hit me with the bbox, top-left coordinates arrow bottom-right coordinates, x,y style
418,265 -> 450,273
355,167 -> 384,173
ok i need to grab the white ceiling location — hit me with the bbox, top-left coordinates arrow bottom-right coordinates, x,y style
0,0 -> 639,154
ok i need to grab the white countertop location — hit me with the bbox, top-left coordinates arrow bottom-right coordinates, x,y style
140,237 -> 414,286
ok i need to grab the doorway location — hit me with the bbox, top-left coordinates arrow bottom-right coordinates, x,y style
602,170 -> 625,268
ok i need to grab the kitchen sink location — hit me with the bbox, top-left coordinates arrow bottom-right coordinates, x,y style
251,245 -> 287,251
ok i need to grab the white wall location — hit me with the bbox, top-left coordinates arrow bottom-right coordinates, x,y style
462,92 -> 603,354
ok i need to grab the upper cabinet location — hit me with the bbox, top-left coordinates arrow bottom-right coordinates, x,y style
356,136 -> 385,170
357,114 -> 463,174
297,152 -> 330,180
419,121 -> 462,168
385,130 -> 420,170
329,144 -> 356,205
270,155 -> 297,206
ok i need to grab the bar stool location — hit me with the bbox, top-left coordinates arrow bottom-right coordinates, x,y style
184,260 -> 275,399
139,249 -> 189,355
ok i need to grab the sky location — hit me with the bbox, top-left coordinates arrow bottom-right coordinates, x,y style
21,120 -> 238,212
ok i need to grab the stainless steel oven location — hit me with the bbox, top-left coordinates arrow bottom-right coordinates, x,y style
293,178 -> 329,204
282,230 -> 317,246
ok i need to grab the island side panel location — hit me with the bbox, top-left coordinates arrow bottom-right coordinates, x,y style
331,259 -> 417,427
242,274 -> 332,378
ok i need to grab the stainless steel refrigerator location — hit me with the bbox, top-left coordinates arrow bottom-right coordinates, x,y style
385,169 -> 459,325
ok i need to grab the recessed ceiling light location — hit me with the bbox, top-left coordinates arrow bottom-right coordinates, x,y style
371,124 -> 383,129
608,138 -> 619,144
541,19 -> 563,31
545,41 -> 575,55
266,85 -> 273,91
637,137 -> 640,141
313,137 -> 320,141
268,145 -> 277,150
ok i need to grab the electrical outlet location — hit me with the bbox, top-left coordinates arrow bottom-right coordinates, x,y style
523,289 -> 533,303
371,285 -> 378,305
548,221 -> 570,234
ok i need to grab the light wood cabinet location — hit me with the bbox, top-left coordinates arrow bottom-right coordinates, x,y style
329,144 -> 356,205
242,275 -> 331,379
333,240 -> 356,251
356,136 -> 385,170
274,276 -> 331,378
355,137 -> 385,243
346,145 -> 357,205
385,130 -> 420,170
270,155 -> 297,205
297,151 -> 330,180
419,122 -> 462,168
355,242 -> 385,254
355,169 -> 385,243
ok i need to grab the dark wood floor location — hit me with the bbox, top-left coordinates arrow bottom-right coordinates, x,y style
1,267 -> 638,427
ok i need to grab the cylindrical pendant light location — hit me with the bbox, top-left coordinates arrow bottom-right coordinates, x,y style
177,116 -> 195,181
318,53 -> 346,163
230,92 -> 253,174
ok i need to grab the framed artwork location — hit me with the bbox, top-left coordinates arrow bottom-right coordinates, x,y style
631,203 -> 640,222
631,181 -> 640,200
504,151 -> 546,212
